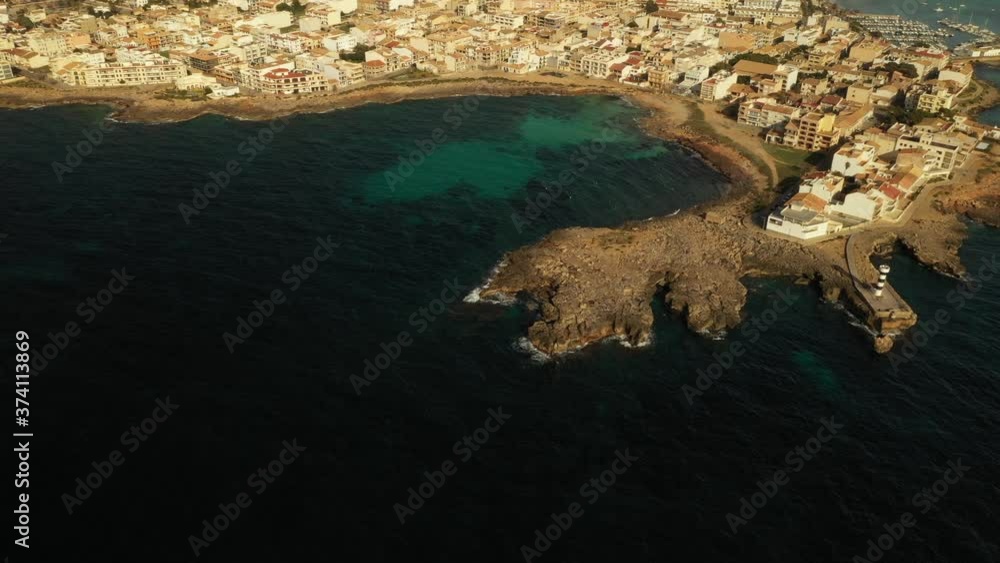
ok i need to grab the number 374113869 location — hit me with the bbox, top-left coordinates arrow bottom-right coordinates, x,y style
15,331 -> 30,427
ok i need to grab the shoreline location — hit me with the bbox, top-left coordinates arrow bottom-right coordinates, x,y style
0,73 -> 660,123
5,73 -> 997,356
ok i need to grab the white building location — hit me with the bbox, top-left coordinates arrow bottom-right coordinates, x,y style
798,174 -> 845,203
321,0 -> 358,13
699,72 -> 738,101
828,192 -> 882,222
766,192 -> 842,240
832,142 -> 878,177
323,33 -> 358,53
175,73 -> 220,91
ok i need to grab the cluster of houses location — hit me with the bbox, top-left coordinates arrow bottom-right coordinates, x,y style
764,114 -> 999,239
0,0 -> 825,95
1,0 -> 997,102
2,0 -> 999,239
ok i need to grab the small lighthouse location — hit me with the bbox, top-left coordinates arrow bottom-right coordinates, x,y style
875,264 -> 891,297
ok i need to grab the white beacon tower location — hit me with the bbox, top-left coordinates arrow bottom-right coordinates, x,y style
875,264 -> 891,298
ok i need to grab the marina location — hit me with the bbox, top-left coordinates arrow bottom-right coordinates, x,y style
847,14 -> 951,47
938,18 -> 997,42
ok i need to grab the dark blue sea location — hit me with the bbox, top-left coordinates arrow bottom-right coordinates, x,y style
2,94 -> 998,563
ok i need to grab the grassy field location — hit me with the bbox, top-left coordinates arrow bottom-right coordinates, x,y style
684,102 -> 776,186
763,144 -> 816,182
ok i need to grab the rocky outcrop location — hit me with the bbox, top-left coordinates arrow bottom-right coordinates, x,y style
481,193 -> 859,355
934,168 -> 1000,229
874,335 -> 895,354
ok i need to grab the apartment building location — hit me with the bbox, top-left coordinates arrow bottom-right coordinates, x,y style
268,32 -> 321,55
375,0 -> 414,11
0,62 -> 13,81
768,111 -> 842,152
255,67 -> 330,95
491,13 -> 525,29
737,97 -> 798,127
0,49 -> 50,69
938,62 -> 974,88
647,67 -> 676,90
700,72 -> 738,101
62,60 -> 186,87
807,43 -> 843,65
580,51 -> 628,79
849,39 -> 890,63
26,32 -> 71,57
908,83 -> 960,114
331,60 -> 365,87
895,133 -> 961,171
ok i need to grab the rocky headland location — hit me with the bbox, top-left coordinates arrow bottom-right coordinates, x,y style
477,95 -> 999,356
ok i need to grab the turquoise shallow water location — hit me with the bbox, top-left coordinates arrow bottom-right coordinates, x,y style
2,95 -> 998,562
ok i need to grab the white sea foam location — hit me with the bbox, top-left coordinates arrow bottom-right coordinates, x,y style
514,337 -> 551,363
464,257 -> 513,304
832,301 -> 880,337
606,333 -> 654,349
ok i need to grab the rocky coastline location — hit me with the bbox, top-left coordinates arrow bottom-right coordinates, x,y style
472,85 -> 998,357
4,73 -> 997,356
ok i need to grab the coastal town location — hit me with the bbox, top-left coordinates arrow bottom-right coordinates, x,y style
2,0 -> 998,227
3,0 -> 1000,353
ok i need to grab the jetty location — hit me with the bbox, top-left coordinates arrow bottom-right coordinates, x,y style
846,234 -> 918,335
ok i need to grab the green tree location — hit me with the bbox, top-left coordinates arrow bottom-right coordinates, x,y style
340,44 -> 369,62
729,53 -> 780,66
15,14 -> 35,29
879,62 -> 919,79
710,61 -> 732,75
644,0 -> 658,13
277,0 -> 305,15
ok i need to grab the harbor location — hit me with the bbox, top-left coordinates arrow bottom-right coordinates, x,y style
939,18 -> 998,42
846,14 -> 951,47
